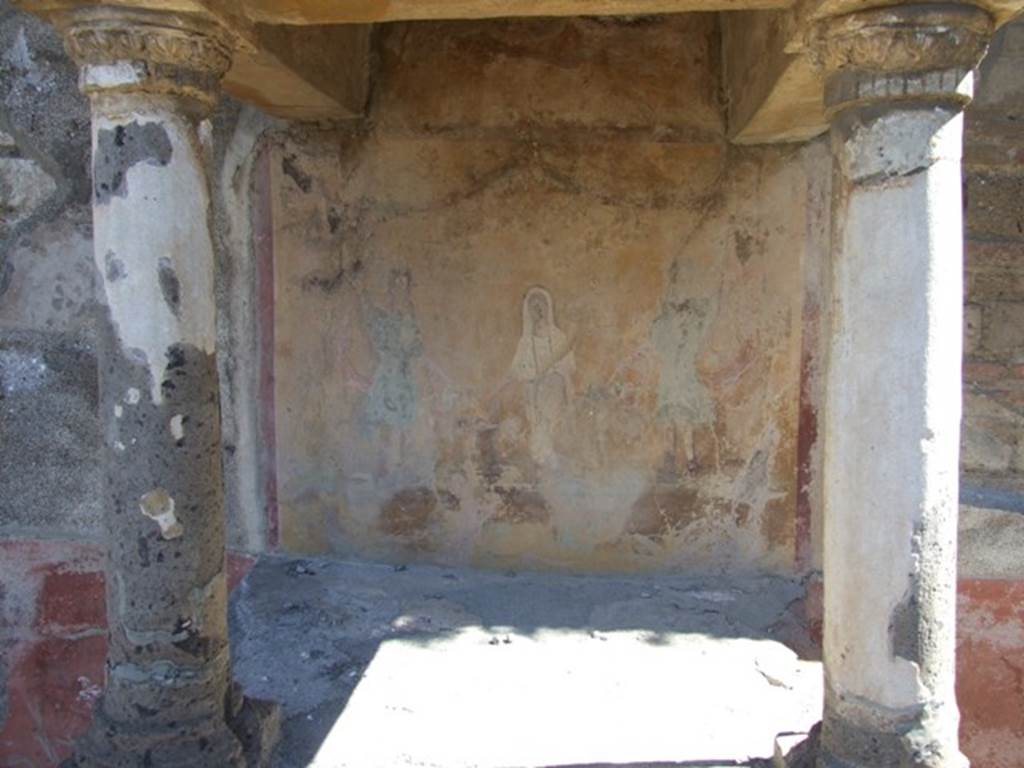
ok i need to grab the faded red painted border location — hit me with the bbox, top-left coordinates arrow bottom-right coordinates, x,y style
254,145 -> 279,550
226,550 -> 257,591
795,298 -> 820,571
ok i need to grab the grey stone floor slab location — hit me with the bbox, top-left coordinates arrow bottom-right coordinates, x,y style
229,557 -> 822,768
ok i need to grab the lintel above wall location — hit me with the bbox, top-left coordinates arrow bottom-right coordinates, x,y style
239,0 -> 787,23
14,0 -> 1024,137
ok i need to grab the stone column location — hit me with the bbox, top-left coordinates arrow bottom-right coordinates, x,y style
815,5 -> 991,768
50,7 -> 273,767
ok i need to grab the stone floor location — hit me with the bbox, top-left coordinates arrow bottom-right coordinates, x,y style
229,558 -> 823,768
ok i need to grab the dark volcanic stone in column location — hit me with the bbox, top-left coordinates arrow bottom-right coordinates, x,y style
51,6 -> 278,766
64,322 -> 243,768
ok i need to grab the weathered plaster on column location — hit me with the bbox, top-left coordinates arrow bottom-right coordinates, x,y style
836,106 -> 967,181
814,5 -> 992,768
46,7 -> 277,767
93,103 -> 218,404
825,103 -> 966,755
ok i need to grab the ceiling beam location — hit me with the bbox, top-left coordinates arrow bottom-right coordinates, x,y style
14,0 -> 371,120
224,23 -> 370,120
242,0 -> 790,25
721,9 -> 826,145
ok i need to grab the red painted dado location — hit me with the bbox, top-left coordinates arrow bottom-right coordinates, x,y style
0,540 -> 257,767
0,540 -> 106,767
2,635 -> 107,767
957,579 -> 1024,768
34,569 -> 106,634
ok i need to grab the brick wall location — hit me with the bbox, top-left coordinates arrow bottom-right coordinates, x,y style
957,18 -> 1024,768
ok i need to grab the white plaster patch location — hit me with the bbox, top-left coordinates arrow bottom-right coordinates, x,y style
114,440 -> 125,452
125,387 -> 141,405
170,414 -> 185,442
76,676 -> 102,704
198,119 -> 215,160
114,404 -> 124,418
139,488 -> 184,540
92,110 -> 218,405
842,105 -> 965,182
81,62 -> 147,91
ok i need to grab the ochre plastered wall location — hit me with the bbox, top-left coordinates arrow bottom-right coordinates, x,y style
268,14 -> 829,573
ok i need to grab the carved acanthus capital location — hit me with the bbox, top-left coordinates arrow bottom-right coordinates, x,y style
813,5 -> 992,75
810,4 -> 993,113
56,7 -> 232,113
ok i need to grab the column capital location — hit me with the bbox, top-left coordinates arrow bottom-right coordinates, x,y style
55,7 -> 233,115
810,4 -> 993,115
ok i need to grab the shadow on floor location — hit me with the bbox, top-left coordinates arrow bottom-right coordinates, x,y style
229,556 -> 821,768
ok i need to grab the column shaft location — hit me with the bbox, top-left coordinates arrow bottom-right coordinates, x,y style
816,6 -> 992,767
823,103 -> 966,768
48,7 -> 267,767
87,93 -> 241,765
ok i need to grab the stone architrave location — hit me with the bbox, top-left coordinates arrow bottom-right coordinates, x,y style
813,5 -> 992,767
49,7 -> 277,767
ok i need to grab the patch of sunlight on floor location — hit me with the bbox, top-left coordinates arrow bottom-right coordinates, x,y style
309,626 -> 822,768
230,558 -> 823,767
